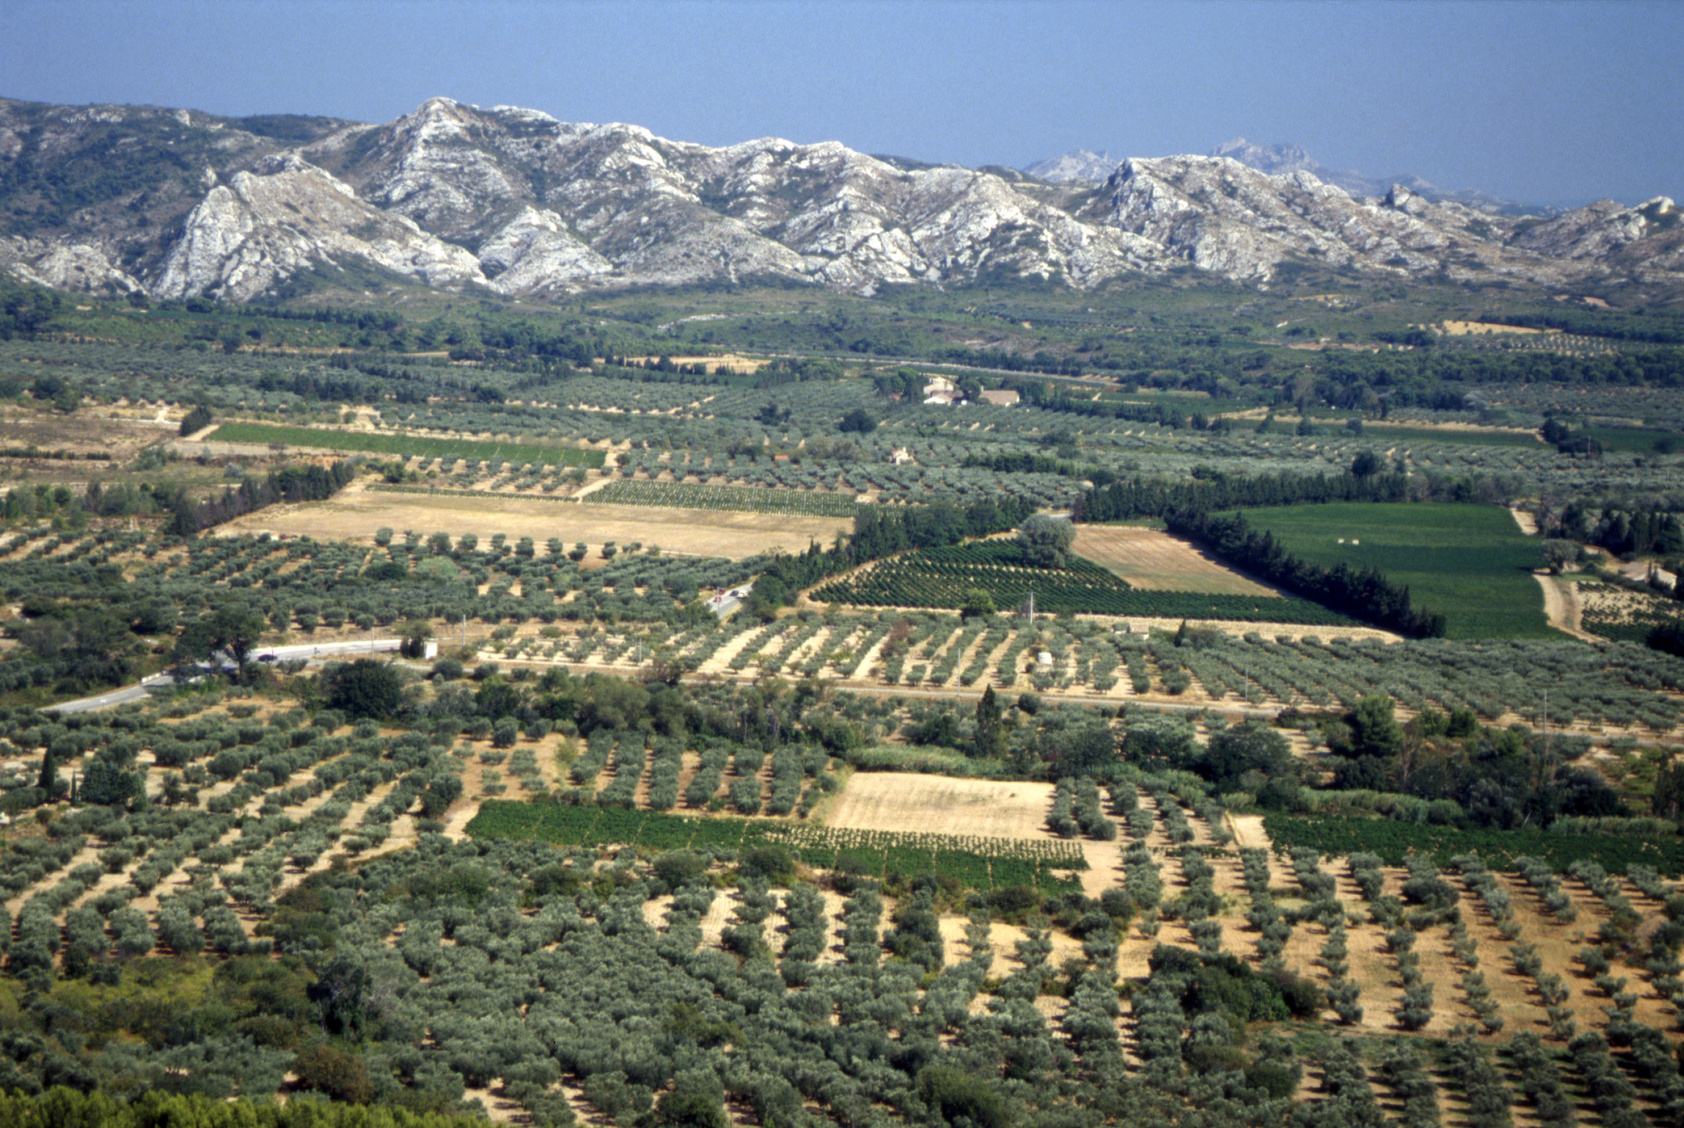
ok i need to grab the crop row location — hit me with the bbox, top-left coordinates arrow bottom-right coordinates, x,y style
1263,813 -> 1684,874
208,422 -> 606,467
586,480 -> 865,517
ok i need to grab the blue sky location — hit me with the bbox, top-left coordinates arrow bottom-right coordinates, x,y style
1,0 -> 1678,207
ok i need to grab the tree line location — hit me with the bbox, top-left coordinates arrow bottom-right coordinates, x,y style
1073,468 -> 1410,523
166,461 -> 355,536
1552,501 -> 1684,558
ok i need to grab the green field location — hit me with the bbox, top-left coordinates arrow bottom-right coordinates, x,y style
1231,502 -> 1550,638
1352,423 -> 1541,449
208,422 -> 606,467
1580,423 -> 1684,454
1265,813 -> 1684,874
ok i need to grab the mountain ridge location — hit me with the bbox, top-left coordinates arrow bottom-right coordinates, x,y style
2,95 -> 1680,304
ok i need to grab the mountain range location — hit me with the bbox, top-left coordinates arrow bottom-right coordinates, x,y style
2,95 -> 1680,304
1026,139 -> 1541,216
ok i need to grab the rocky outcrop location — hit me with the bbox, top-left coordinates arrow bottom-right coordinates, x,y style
477,206 -> 613,293
0,238 -> 143,294
1509,197 -> 1666,260
1206,137 -> 1532,215
155,154 -> 485,300
1094,157 -> 1465,281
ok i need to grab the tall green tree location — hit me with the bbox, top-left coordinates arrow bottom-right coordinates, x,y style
1347,695 -> 1405,759
974,684 -> 1007,759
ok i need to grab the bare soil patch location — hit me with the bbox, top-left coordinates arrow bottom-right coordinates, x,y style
824,774 -> 1056,840
0,402 -> 175,464
1072,525 -> 1280,596
214,479 -> 850,559
1438,321 -> 1550,336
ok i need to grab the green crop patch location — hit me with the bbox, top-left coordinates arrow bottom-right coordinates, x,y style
1265,813 -> 1684,875
207,422 -> 606,467
1579,424 -> 1684,454
1352,423 -> 1540,449
1230,502 -> 1549,638
466,800 -> 1085,892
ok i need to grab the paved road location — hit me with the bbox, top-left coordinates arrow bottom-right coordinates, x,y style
49,682 -> 162,714
706,588 -> 749,620
46,639 -> 402,714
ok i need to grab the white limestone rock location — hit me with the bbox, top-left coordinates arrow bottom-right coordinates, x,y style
156,155 -> 484,300
479,206 -> 613,294
1,239 -> 143,294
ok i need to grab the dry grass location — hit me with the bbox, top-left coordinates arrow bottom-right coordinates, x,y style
824,774 -> 1057,840
0,402 -> 176,462
213,478 -> 851,559
1071,525 -> 1280,596
1438,320 -> 1551,336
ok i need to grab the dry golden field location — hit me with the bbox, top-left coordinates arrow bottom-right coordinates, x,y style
214,478 -> 850,559
1071,525 -> 1280,596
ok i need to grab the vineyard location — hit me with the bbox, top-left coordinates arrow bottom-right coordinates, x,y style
1264,813 -> 1684,874
583,480 -> 868,517
811,544 -> 1361,625
1232,502 -> 1553,638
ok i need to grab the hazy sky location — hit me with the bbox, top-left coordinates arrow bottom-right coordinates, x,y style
2,0 -> 1678,207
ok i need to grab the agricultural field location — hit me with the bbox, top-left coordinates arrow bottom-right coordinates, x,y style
467,803 -> 1087,894
824,774 -> 1059,840
1071,524 -> 1280,595
215,478 -> 851,560
583,480 -> 868,518
206,421 -> 607,467
1232,502 -> 1553,638
811,541 -> 1358,625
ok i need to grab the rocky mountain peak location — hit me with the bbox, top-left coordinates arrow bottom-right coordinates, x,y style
1209,138 -> 1316,176
1024,149 -> 1119,183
